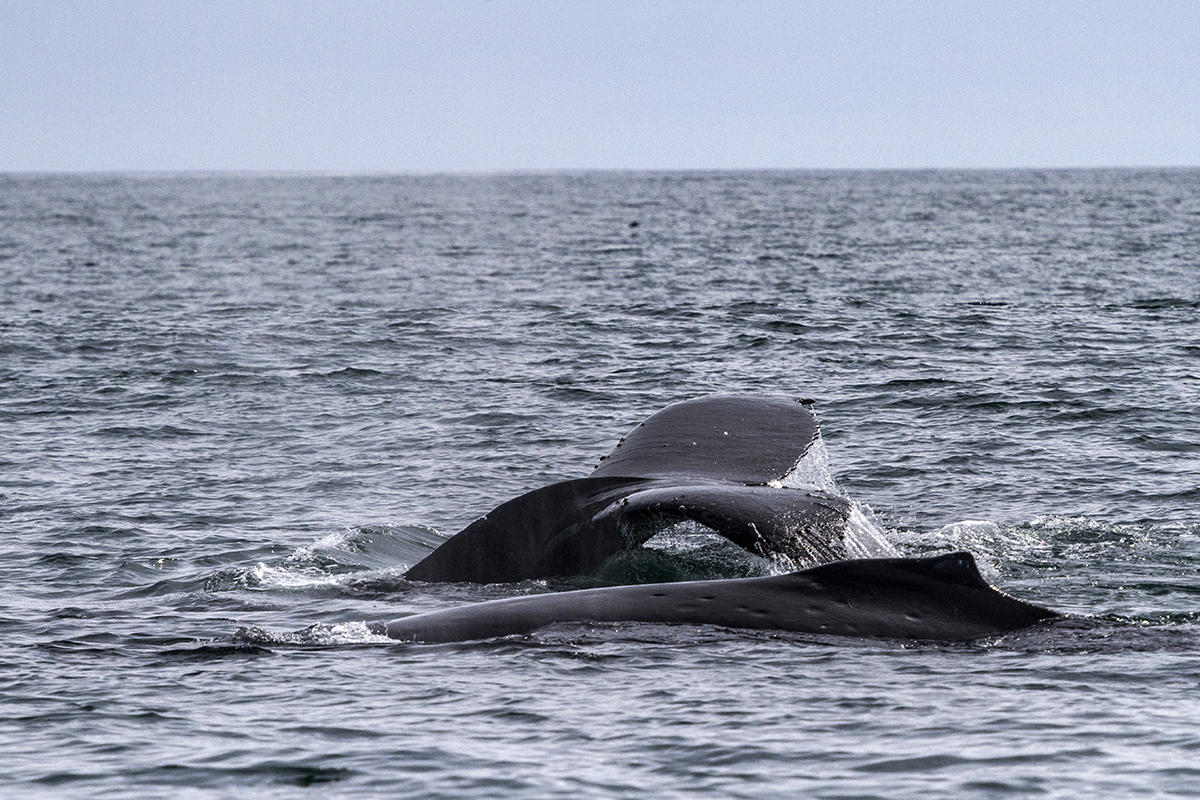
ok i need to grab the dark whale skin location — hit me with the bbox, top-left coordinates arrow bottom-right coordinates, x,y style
384,552 -> 1060,643
405,395 -> 850,584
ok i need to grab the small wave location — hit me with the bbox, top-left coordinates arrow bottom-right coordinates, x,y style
91,424 -> 209,439
1021,516 -> 1200,574
214,561 -> 413,596
589,244 -> 642,254
206,524 -> 446,596
944,518 -> 1045,546
289,524 -> 447,571
985,616 -> 1200,654
1127,297 -> 1200,310
316,366 -> 386,378
1026,515 -> 1163,543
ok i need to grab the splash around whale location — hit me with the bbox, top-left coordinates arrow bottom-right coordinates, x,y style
382,395 -> 1060,643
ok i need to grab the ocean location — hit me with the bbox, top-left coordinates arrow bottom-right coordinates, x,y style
2,169 -> 1198,797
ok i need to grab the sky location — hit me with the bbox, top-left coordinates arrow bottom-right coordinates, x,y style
2,0 -> 1198,172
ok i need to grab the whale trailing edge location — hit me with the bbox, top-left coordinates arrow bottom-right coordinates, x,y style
381,551 -> 1061,644
404,395 -> 850,584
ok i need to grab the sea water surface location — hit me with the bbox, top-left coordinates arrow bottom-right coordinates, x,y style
2,170 -> 1199,798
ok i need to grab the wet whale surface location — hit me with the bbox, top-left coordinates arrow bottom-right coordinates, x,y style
383,551 -> 1060,643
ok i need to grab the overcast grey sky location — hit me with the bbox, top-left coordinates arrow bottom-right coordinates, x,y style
3,0 -> 1197,172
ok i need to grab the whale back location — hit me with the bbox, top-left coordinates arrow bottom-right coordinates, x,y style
384,552 -> 1061,643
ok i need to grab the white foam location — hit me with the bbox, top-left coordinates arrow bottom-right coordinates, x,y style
844,503 -> 900,558
239,622 -> 395,646
288,529 -> 357,562
298,621 -> 394,645
244,561 -> 410,592
774,437 -> 900,559
249,561 -> 345,589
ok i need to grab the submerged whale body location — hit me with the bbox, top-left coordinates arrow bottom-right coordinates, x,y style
382,551 -> 1059,643
405,395 -> 851,583
391,394 -> 1060,642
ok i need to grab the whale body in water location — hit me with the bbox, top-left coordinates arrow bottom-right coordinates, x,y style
381,551 -> 1058,643
387,395 -> 1059,642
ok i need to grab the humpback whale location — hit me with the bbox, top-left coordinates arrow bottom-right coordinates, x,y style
381,551 -> 1058,643
390,395 -> 1060,642
405,395 -> 851,583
